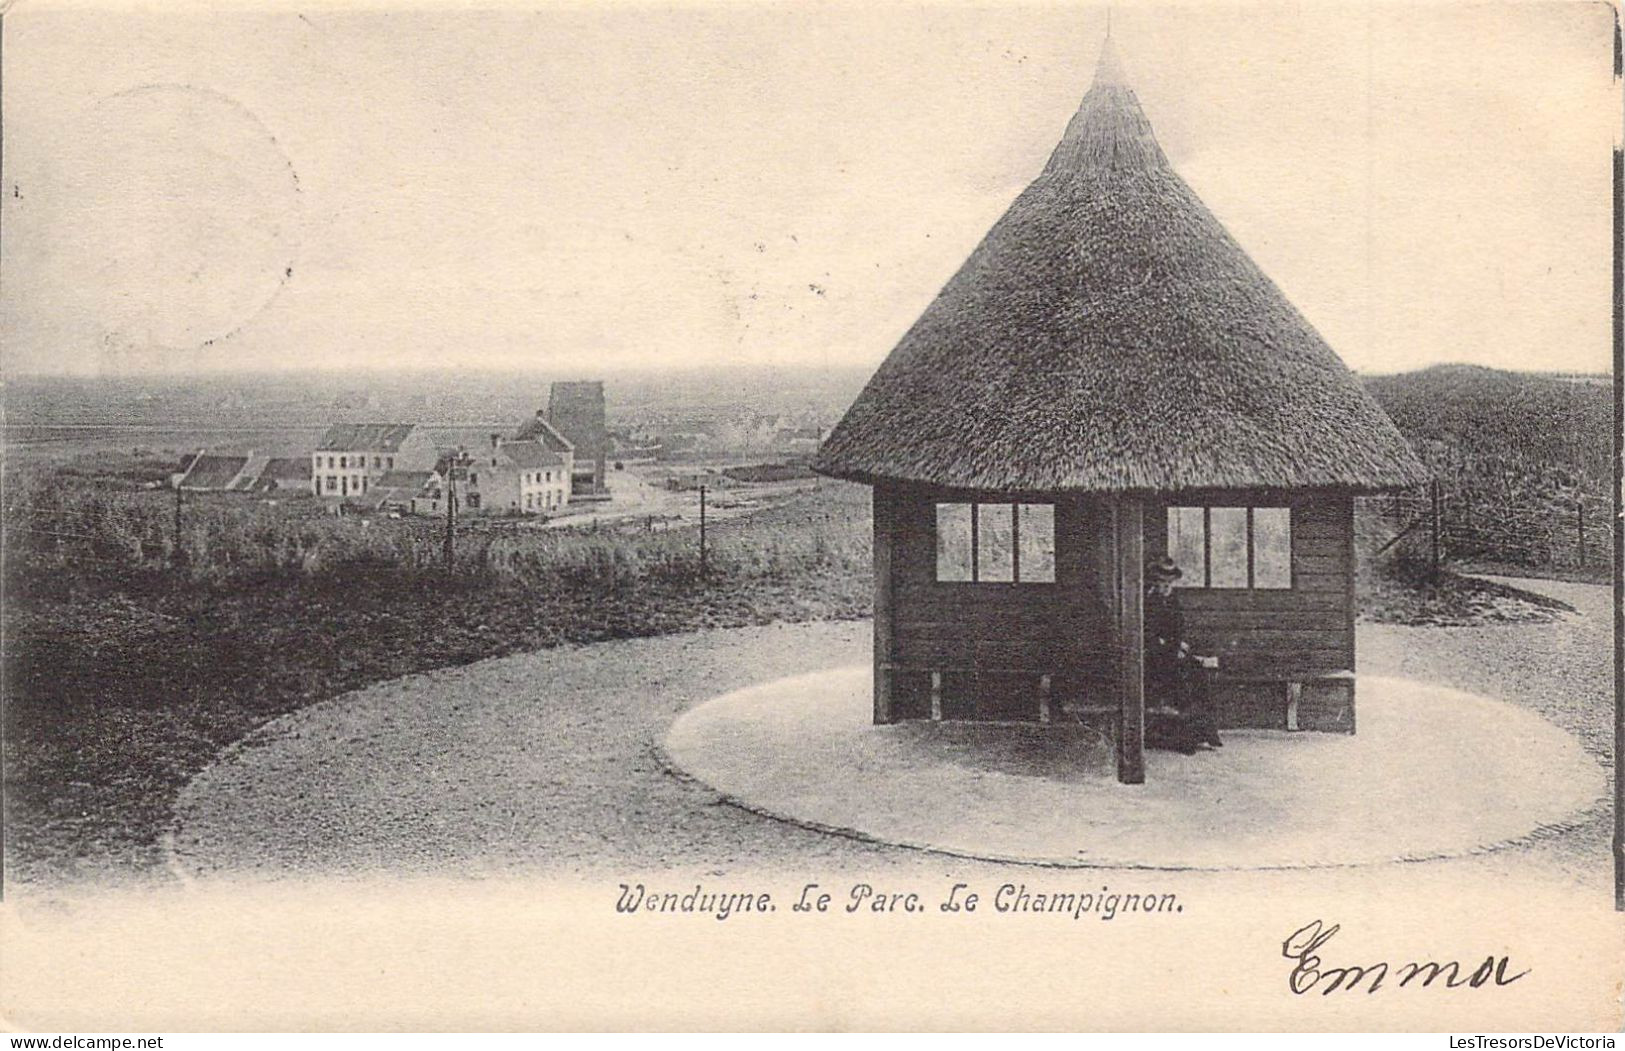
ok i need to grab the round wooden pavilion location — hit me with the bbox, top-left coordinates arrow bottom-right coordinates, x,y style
811,37 -> 1429,784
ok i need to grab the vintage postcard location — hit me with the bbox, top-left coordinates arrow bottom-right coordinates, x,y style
0,0 -> 1620,1033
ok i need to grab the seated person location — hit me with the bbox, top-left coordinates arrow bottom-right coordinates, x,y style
1144,555 -> 1223,754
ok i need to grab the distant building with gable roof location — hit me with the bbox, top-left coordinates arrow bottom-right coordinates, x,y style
311,423 -> 438,501
414,434 -> 573,517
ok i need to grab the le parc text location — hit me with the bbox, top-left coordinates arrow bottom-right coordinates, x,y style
616,881 -> 1182,922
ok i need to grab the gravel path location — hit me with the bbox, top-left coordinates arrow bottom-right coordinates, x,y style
171,621 -> 911,880
171,576 -> 1613,885
1362,576 -> 1612,761
1358,575 -> 1613,878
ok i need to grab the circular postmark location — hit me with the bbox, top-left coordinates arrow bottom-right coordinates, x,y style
53,83 -> 302,366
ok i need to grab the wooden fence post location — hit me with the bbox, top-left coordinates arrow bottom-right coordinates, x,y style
1429,479 -> 1442,580
172,481 -> 183,565
1578,498 -> 1587,568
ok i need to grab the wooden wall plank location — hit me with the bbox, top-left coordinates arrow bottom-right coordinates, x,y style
1181,610 -> 1348,631
1214,649 -> 1353,674
1175,590 -> 1348,612
1116,498 -> 1145,785
1189,629 -> 1350,650
872,484 -> 896,724
1292,534 -> 1348,555
1290,572 -> 1348,593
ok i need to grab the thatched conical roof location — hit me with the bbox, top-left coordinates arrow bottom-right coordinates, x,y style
814,39 -> 1428,494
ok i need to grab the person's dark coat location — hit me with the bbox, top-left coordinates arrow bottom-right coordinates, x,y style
1145,588 -> 1184,706
1143,585 -> 1224,751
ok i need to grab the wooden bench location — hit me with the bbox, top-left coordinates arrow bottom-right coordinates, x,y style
878,661 -> 1355,732
879,662 -> 1119,725
1206,665 -> 1355,731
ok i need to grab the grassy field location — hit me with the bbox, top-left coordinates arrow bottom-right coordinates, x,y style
2,453 -> 871,884
1363,365 -> 1612,579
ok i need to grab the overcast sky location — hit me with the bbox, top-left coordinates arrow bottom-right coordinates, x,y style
2,0 -> 1617,378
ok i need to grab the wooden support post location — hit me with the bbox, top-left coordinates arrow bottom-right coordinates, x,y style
1038,674 -> 1052,725
872,487 -> 895,724
1285,681 -> 1302,732
1116,497 -> 1145,785
930,671 -> 943,722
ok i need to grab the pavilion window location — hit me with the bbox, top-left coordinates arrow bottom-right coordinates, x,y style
977,504 -> 1015,582
1017,503 -> 1056,582
935,504 -> 974,581
935,501 -> 1056,583
1252,508 -> 1292,588
1209,507 -> 1248,588
1166,505 -> 1292,589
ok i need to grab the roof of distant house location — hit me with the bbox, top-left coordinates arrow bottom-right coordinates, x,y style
513,412 -> 575,453
228,454 -> 270,491
180,454 -> 249,489
259,457 -> 312,482
316,423 -> 420,452
499,440 -> 565,469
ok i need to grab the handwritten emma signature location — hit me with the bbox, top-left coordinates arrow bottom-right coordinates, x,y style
1284,920 -> 1530,995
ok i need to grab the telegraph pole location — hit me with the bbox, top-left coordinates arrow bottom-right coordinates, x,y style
172,478 -> 184,565
443,454 -> 460,573
698,483 -> 708,577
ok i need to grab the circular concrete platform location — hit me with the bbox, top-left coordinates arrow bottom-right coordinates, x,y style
662,668 -> 1607,870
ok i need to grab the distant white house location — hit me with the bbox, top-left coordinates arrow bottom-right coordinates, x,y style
412,435 -> 573,517
311,423 -> 438,501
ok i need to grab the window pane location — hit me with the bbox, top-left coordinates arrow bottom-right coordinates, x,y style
1209,507 -> 1249,588
977,503 -> 1014,582
1018,503 -> 1056,582
1253,507 -> 1292,589
1167,506 -> 1206,588
935,503 -> 973,582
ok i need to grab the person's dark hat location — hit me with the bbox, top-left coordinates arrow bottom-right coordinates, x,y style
1147,556 -> 1183,583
